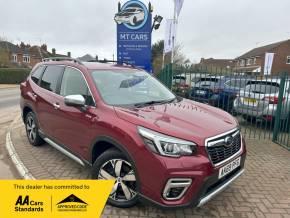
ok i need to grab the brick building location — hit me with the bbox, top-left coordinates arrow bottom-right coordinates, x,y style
197,58 -> 235,73
0,41 -> 70,68
235,39 -> 290,75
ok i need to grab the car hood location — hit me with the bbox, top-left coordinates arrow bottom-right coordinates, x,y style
114,99 -> 238,145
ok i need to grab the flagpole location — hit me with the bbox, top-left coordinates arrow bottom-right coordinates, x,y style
171,1 -> 176,64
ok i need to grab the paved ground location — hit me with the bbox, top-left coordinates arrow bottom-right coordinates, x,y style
0,107 -> 19,179
0,86 -> 20,179
8,114 -> 290,218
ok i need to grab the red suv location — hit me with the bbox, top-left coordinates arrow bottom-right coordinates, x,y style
20,58 -> 246,208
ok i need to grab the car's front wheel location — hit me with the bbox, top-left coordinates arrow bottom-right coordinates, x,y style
92,149 -> 139,208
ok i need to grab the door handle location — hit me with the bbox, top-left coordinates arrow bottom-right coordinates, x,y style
53,103 -> 60,110
32,92 -> 37,98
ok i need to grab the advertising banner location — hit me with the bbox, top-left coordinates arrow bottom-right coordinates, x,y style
115,0 -> 152,72
164,19 -> 176,53
264,52 -> 275,75
0,180 -> 114,218
175,0 -> 184,17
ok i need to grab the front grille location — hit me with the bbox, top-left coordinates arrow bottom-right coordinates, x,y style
207,130 -> 241,165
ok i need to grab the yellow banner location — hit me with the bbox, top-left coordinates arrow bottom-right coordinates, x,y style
0,180 -> 114,218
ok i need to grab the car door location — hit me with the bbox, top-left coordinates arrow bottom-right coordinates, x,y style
52,66 -> 96,159
36,65 -> 65,137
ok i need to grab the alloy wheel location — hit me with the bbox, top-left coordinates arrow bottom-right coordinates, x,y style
98,159 -> 137,202
26,116 -> 36,142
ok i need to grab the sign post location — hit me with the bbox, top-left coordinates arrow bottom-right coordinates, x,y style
115,0 -> 152,73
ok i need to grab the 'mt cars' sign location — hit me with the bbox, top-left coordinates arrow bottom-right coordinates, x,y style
115,0 -> 152,73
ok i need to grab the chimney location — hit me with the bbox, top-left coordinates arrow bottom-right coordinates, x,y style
52,48 -> 56,55
67,52 -> 71,57
41,44 -> 47,51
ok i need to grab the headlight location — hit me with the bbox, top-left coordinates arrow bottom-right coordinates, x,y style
138,126 -> 197,157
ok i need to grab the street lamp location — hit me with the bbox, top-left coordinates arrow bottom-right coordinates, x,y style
151,15 -> 163,32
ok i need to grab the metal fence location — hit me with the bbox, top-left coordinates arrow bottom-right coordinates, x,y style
156,65 -> 290,150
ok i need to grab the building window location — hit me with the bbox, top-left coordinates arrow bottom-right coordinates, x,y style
12,54 -> 17,62
240,59 -> 245,66
23,55 -> 30,63
253,58 -> 257,65
287,56 -> 290,64
246,58 -> 253,66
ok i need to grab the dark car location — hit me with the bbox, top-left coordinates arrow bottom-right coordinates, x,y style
20,58 -> 246,208
190,77 -> 249,112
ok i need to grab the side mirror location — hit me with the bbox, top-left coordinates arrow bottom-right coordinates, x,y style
64,95 -> 85,107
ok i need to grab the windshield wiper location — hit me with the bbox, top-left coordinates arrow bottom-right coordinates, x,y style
134,98 -> 176,108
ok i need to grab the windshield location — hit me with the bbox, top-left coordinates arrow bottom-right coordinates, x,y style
91,70 -> 176,106
245,81 -> 280,94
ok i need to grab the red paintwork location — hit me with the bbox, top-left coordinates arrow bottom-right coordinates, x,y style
20,61 -> 246,207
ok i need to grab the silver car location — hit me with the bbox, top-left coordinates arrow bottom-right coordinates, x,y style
233,79 -> 290,122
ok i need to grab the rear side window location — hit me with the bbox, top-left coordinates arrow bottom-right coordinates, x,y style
31,66 -> 45,84
40,65 -> 64,93
245,81 -> 280,94
60,67 -> 95,106
225,79 -> 247,88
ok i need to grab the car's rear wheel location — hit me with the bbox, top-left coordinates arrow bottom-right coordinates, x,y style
92,149 -> 139,208
25,112 -> 44,146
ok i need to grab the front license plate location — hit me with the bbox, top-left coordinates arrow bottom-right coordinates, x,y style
218,157 -> 241,179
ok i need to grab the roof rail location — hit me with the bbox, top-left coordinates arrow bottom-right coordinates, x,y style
42,57 -> 84,65
88,59 -> 136,68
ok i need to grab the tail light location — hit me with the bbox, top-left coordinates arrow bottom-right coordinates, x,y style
263,96 -> 285,104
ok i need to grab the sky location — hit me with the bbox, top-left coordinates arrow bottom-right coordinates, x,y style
0,0 -> 290,63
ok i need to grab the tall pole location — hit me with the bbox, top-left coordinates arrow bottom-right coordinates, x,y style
171,1 -> 176,64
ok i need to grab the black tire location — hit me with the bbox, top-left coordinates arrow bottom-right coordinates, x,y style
92,149 -> 139,208
133,16 -> 137,24
25,111 -> 45,146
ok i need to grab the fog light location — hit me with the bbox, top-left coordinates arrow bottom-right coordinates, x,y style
163,178 -> 192,200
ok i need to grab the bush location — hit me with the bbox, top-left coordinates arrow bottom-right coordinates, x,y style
0,68 -> 30,84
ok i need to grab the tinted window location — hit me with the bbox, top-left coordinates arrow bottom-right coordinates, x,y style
245,81 -> 280,94
31,66 -> 45,84
40,66 -> 64,93
225,79 -> 247,88
60,67 -> 94,106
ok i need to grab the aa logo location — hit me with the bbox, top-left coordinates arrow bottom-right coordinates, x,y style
15,195 -> 44,212
56,194 -> 88,212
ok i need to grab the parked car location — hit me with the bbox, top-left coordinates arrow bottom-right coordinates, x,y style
114,7 -> 145,26
190,77 -> 250,111
190,76 -> 225,104
172,75 -> 190,97
20,58 -> 246,208
211,77 -> 251,112
234,79 -> 290,122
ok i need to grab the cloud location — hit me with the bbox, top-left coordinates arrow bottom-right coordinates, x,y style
0,0 -> 289,62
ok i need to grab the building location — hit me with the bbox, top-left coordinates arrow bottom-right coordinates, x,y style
235,39 -> 290,75
198,58 -> 235,73
0,41 -> 70,68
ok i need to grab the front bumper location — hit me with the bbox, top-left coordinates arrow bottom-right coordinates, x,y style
139,153 -> 246,209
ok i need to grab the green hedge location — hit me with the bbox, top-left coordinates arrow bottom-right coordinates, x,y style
0,68 -> 31,84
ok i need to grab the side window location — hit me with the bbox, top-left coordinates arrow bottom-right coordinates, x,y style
60,67 -> 94,106
31,66 -> 45,85
40,66 -> 64,93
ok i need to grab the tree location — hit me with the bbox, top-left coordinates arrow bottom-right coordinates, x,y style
151,40 -> 190,73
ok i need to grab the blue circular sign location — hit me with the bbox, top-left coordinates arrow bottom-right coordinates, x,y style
115,0 -> 149,30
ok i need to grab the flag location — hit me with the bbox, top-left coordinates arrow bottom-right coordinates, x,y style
164,19 -> 176,53
175,0 -> 184,17
264,53 -> 275,75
